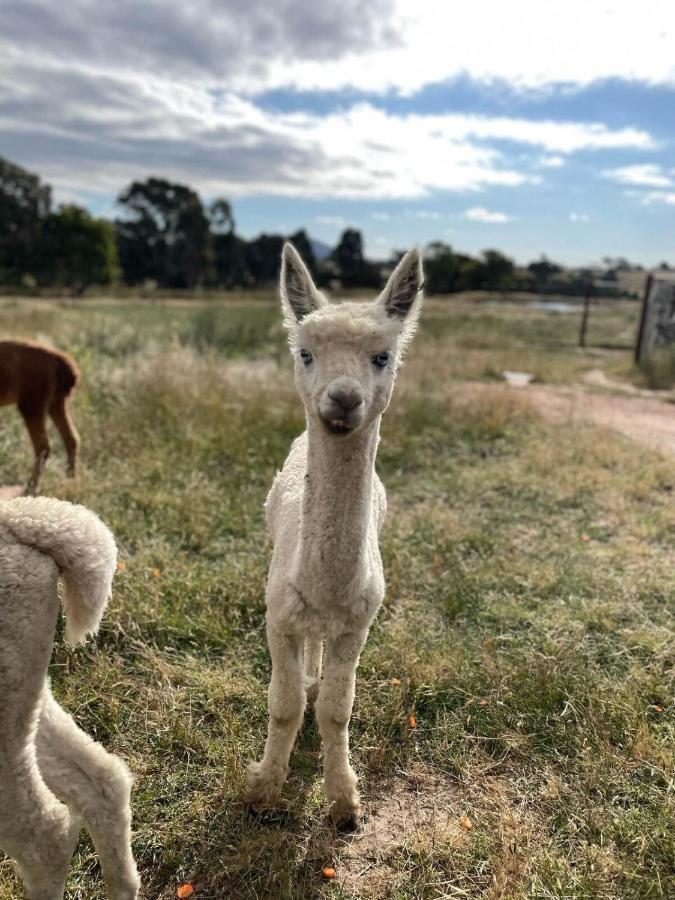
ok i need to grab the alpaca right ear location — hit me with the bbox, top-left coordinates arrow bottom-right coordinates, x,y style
280,243 -> 326,325
377,249 -> 424,320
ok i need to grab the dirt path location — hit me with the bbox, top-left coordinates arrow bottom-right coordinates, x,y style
526,385 -> 675,455
469,375 -> 675,457
0,485 -> 23,499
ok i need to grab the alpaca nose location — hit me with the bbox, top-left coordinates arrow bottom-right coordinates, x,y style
328,381 -> 363,414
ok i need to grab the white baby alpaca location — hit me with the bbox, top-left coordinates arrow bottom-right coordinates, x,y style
246,244 -> 424,825
0,497 -> 140,900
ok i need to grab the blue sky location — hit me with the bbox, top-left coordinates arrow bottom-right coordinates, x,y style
1,0 -> 674,265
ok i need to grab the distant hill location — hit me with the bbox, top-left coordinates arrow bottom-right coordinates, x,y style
310,238 -> 332,261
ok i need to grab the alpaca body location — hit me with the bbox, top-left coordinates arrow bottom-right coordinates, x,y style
246,245 -> 423,825
0,340 -> 80,494
0,497 -> 140,900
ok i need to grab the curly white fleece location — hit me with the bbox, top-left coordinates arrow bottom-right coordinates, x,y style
0,497 -> 140,900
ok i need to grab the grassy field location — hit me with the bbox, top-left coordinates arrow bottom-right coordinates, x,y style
0,294 -> 672,899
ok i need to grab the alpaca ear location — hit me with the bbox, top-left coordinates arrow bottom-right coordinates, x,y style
280,242 -> 326,325
377,249 -> 424,320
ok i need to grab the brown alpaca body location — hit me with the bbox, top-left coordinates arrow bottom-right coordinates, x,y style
0,340 -> 80,494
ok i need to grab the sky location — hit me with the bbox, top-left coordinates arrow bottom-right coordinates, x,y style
1,0 -> 675,265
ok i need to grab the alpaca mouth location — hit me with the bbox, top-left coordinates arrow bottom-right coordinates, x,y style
321,416 -> 354,435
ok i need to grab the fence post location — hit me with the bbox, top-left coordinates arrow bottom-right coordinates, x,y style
634,273 -> 653,364
579,280 -> 592,348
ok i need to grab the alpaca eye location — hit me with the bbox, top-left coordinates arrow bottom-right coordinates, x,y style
300,349 -> 313,365
372,352 -> 390,369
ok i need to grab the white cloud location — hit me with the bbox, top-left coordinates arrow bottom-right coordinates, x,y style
2,1 -> 675,101
0,54 -> 655,202
640,192 -> 675,206
266,1 -> 675,95
465,207 -> 511,224
370,212 -> 391,221
414,210 -> 443,220
569,212 -> 590,222
315,215 -> 348,227
603,164 -> 672,188
0,2 -> 662,205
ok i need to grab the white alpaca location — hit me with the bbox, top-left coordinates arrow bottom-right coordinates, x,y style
246,244 -> 424,825
0,497 -> 140,900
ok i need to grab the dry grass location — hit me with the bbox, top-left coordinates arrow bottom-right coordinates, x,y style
0,294 -> 672,899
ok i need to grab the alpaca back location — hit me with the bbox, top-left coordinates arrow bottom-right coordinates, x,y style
54,350 -> 80,395
0,340 -> 80,405
0,497 -> 116,643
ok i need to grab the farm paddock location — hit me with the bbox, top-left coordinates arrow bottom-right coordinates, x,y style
0,294 -> 672,899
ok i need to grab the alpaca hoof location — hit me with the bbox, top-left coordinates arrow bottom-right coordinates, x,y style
109,880 -> 141,900
244,761 -> 284,811
330,801 -> 363,832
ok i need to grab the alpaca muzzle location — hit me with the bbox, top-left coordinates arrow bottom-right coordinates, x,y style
319,378 -> 365,434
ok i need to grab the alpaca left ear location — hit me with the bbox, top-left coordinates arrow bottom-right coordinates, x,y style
280,242 -> 326,326
378,249 -> 424,320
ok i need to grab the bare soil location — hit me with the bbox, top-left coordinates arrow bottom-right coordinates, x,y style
0,484 -> 23,499
467,373 -> 675,457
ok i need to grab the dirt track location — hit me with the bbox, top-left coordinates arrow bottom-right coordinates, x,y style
0,485 -> 23,499
526,385 -> 675,456
469,374 -> 675,458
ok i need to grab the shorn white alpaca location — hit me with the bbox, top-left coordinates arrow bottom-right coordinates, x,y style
0,497 -> 140,900
246,244 -> 424,826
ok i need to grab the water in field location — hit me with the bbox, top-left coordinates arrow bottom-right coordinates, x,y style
528,300 -> 577,313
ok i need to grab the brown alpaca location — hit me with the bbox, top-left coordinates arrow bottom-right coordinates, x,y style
0,340 -> 80,494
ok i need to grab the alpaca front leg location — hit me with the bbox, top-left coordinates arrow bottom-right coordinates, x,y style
316,630 -> 367,827
246,629 -> 305,809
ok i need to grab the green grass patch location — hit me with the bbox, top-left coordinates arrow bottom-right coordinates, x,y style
0,295 -> 672,899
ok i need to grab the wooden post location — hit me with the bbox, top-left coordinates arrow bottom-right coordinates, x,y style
579,280 -> 592,348
634,273 -> 653,364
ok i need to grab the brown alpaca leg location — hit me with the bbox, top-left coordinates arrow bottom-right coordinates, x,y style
49,395 -> 80,478
19,406 -> 50,495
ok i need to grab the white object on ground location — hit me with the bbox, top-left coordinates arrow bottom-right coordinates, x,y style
502,370 -> 533,387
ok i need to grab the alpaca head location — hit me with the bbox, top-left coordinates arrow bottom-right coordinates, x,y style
279,243 -> 424,437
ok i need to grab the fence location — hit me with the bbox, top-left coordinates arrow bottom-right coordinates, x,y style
635,273 -> 675,363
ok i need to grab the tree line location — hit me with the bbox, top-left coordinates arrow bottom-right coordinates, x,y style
0,155 -> 643,295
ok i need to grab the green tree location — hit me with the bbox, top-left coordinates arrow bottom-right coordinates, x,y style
454,253 -> 484,291
37,205 -> 118,292
424,242 -> 457,293
481,249 -> 515,290
116,178 -> 211,288
0,156 -> 51,284
244,233 -> 286,285
527,255 -> 562,291
208,198 -> 250,288
331,228 -> 380,289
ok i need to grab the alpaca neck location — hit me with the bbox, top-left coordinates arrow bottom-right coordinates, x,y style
297,416 -> 380,602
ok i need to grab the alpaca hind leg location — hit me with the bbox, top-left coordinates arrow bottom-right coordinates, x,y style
48,395 -> 80,478
36,687 -> 140,900
18,406 -> 49,495
0,549 -> 78,899
304,637 -> 323,703
8,802 -> 80,900
316,630 -> 367,827
246,629 -> 305,809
